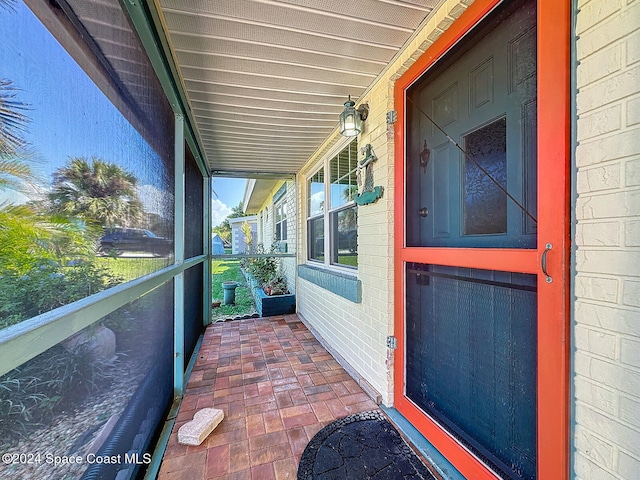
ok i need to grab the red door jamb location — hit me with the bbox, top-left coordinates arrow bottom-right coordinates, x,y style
393,1 -> 571,479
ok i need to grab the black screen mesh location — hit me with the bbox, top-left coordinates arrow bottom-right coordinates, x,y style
406,263 -> 537,480
183,144 -> 205,369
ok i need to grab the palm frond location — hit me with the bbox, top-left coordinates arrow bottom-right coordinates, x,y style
49,157 -> 143,227
0,79 -> 30,156
0,0 -> 17,12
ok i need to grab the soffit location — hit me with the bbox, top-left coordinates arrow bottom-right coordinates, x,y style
243,178 -> 279,213
157,0 -> 439,176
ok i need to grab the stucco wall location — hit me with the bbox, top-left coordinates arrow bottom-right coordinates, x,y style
295,0 -> 474,406
574,0 -> 640,478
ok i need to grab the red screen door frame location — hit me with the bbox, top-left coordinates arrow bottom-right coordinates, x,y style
393,1 -> 571,479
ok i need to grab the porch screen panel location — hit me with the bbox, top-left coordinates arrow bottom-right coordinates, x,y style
406,264 -> 537,480
1,2 -> 176,479
0,0 -> 175,308
184,146 -> 204,366
80,282 -> 174,480
0,282 -> 174,480
184,145 -> 204,258
184,264 -> 204,369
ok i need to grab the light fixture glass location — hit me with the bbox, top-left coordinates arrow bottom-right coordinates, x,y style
339,96 -> 368,137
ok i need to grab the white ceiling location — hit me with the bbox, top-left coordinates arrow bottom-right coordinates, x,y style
157,0 -> 440,176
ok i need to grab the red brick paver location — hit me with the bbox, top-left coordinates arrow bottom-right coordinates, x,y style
158,314 -> 380,479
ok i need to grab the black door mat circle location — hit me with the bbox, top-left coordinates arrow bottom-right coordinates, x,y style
297,410 -> 437,480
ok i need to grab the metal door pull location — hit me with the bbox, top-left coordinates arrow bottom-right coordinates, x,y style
542,243 -> 552,283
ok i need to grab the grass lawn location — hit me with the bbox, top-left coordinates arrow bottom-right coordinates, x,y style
337,255 -> 357,267
95,257 -> 170,283
96,255 -> 256,320
211,258 -> 255,320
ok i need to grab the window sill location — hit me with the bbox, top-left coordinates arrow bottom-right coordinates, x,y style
297,264 -> 362,303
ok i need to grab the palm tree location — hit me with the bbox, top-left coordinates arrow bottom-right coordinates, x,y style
48,157 -> 143,227
0,0 -> 16,12
0,75 -> 95,270
0,79 -> 28,155
0,79 -> 36,191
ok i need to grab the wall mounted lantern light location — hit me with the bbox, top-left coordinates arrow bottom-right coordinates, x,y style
339,95 -> 369,137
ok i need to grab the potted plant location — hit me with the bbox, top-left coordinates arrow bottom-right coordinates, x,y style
242,244 -> 295,316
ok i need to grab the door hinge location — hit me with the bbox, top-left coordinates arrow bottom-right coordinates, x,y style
386,110 -> 397,124
387,336 -> 397,349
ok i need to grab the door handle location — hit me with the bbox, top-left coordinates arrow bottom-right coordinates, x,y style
541,243 -> 552,283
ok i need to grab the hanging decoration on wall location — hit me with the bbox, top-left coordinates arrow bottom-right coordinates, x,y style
354,144 -> 384,206
420,139 -> 431,173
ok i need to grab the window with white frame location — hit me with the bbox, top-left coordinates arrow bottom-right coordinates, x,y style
307,140 -> 358,269
273,200 -> 287,242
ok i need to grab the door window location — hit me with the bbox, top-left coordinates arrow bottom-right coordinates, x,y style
405,0 -> 537,249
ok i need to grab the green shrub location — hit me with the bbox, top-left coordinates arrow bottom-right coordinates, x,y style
265,274 -> 289,295
0,204 -> 98,275
0,261 -> 123,329
243,243 -> 278,287
242,243 -> 289,295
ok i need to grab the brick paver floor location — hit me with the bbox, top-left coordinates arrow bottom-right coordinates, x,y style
158,314 -> 380,480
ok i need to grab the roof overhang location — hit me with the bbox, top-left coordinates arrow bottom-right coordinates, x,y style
155,0 -> 440,176
243,178 -> 279,214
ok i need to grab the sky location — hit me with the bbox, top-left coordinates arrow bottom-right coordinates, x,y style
211,177 -> 247,228
1,2 -> 167,207
1,1 -> 247,229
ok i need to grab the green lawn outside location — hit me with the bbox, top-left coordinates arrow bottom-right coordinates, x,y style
96,255 -> 256,320
94,257 -> 169,283
337,255 -> 358,267
211,258 -> 255,320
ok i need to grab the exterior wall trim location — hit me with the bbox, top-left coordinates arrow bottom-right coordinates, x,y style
297,264 -> 362,303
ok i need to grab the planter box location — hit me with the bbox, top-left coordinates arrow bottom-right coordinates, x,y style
243,269 -> 296,317
253,286 -> 296,317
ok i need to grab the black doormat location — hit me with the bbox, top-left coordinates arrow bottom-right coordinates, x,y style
297,410 -> 437,480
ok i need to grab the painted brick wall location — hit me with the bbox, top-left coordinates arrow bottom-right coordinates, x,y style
282,181 -> 297,295
574,0 -> 640,479
295,0 -> 474,406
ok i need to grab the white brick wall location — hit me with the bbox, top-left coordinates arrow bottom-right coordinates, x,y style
295,131 -> 395,403
282,181 -> 297,294
575,1 -> 640,479
294,0 -> 472,407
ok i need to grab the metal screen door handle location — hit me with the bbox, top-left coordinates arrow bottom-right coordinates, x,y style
542,243 -> 552,283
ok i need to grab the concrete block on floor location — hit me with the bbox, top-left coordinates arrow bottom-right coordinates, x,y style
178,408 -> 224,446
